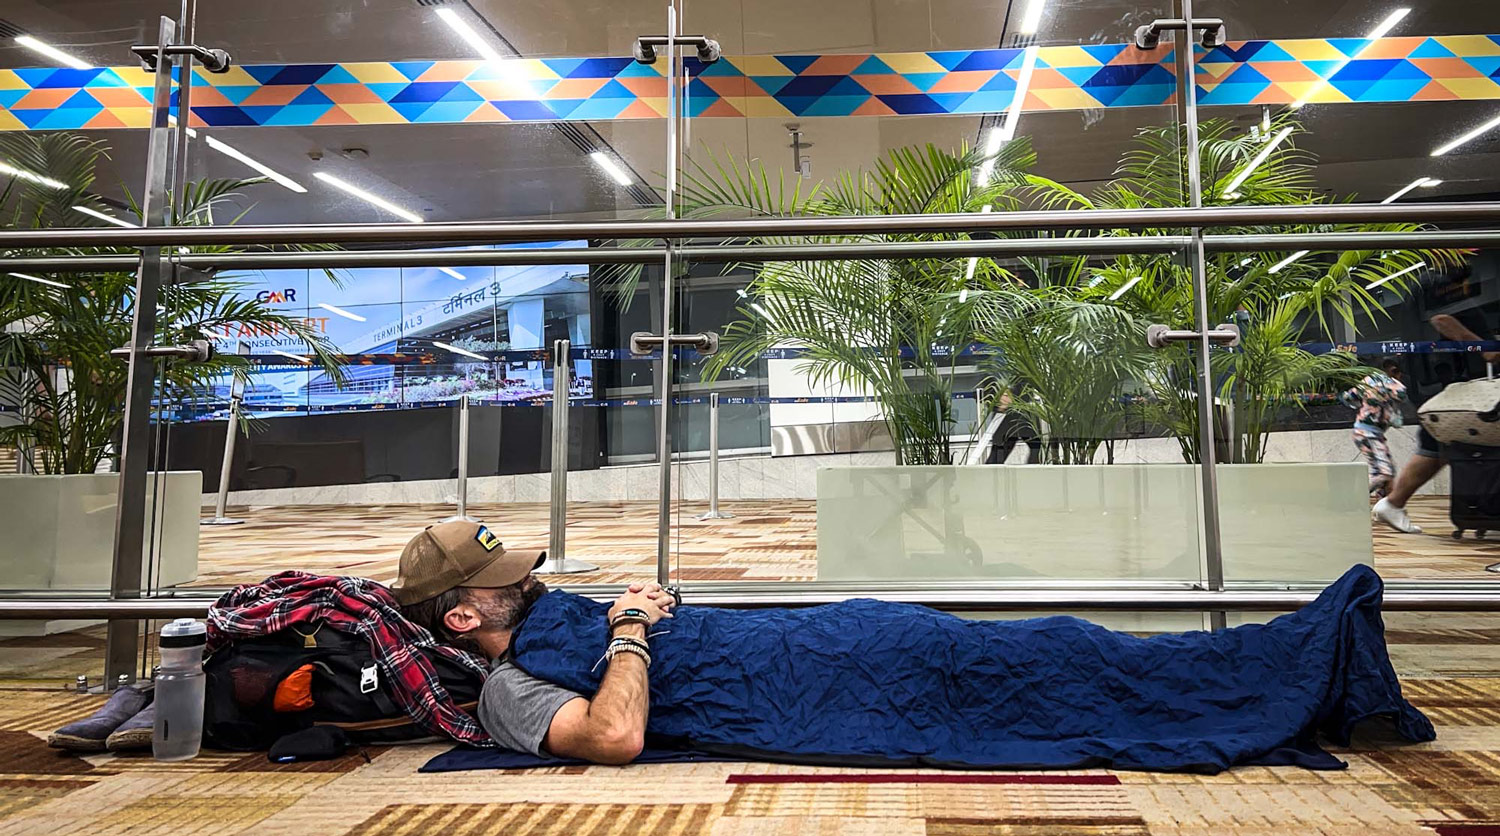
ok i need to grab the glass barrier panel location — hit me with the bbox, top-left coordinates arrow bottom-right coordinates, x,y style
669,0 -> 1194,589
1192,5 -> 1500,590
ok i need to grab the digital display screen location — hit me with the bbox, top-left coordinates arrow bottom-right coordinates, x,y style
174,241 -> 592,421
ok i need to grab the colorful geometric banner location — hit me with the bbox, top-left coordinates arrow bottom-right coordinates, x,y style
1,34 -> 1498,131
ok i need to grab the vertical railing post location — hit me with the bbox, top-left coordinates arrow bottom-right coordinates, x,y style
1177,0 -> 1228,630
536,339 -> 596,574
441,394 -> 475,522
456,394 -> 471,519
200,395 -> 243,526
105,14 -> 182,688
698,392 -> 733,520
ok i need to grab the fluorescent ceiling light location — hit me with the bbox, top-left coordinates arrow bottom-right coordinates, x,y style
1291,8 -> 1409,110
1381,176 -> 1441,203
589,151 -> 633,186
1222,126 -> 1293,196
14,35 -> 89,70
434,7 -> 503,62
317,302 -> 366,322
312,172 -> 424,223
1431,112 -> 1500,157
1238,257 -> 1254,267
1366,261 -> 1426,290
432,340 -> 487,361
1108,275 -> 1142,301
958,288 -> 969,303
1088,275 -> 1105,287
439,267 -> 467,280
0,160 -> 68,190
977,46 -> 1040,186
204,135 -> 306,193
1269,250 -> 1310,273
270,348 -> 312,364
72,205 -> 137,227
1018,0 -> 1047,34
168,116 -> 305,193
9,271 -> 70,289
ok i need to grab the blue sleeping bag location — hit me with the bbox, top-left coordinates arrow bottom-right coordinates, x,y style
508,564 -> 1433,773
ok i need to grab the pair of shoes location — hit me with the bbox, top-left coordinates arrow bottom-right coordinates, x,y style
47,683 -> 154,753
1373,497 -> 1423,534
105,704 -> 155,752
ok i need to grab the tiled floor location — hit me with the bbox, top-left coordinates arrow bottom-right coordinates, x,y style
3,495 -> 1500,834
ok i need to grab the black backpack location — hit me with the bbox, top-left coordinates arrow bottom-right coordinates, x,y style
202,622 -> 484,750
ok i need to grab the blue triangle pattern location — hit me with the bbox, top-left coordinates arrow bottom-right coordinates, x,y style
388,101 -> 435,122
904,72 -> 946,91
411,101 -> 483,123
776,55 -> 819,74
751,75 -> 794,95
289,86 -> 335,107
1409,38 -> 1458,59
390,61 -> 435,81
1327,38 -> 1369,58
1353,77 -> 1432,102
316,65 -> 363,85
1249,42 -> 1296,62
929,51 -> 974,71
591,79 -> 635,99
853,55 -> 897,75
264,104 -> 333,125
802,94 -> 873,116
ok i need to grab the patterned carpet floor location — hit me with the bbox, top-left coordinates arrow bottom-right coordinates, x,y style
3,496 -> 1500,833
3,667 -> 1500,835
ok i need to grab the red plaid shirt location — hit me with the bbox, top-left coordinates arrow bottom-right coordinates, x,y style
205,571 -> 495,747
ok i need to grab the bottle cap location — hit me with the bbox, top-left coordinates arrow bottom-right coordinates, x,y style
159,617 -> 207,647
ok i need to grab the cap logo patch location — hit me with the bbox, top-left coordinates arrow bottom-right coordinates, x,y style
475,525 -> 501,552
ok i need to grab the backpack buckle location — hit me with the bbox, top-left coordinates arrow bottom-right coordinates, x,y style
359,664 -> 379,694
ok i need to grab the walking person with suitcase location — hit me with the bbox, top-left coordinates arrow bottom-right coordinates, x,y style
1372,314 -> 1500,536
1342,361 -> 1409,499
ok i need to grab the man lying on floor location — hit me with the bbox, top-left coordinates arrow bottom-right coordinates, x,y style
395,520 -> 1434,774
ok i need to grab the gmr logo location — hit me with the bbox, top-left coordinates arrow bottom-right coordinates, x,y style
255,288 -> 298,304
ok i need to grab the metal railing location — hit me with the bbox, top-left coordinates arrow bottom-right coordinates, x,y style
3,231 -> 1498,274
2,202 -> 1500,251
4,585 -> 1500,617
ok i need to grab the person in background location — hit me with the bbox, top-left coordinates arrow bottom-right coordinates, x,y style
1373,314 -> 1500,534
1341,359 -> 1408,498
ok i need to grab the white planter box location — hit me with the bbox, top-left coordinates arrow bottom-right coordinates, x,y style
0,472 -> 201,592
816,463 -> 1371,584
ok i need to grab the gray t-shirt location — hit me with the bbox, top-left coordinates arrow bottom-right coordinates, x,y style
476,657 -> 582,755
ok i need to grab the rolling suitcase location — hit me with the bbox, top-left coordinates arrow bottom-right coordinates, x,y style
1446,441 -> 1500,541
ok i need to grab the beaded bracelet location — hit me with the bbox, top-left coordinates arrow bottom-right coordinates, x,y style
606,642 -> 651,668
609,635 -> 649,653
610,610 -> 652,630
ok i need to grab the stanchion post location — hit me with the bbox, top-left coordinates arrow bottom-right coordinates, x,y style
441,394 -> 476,523
200,395 -> 244,526
698,392 -> 733,520
537,339 -> 597,574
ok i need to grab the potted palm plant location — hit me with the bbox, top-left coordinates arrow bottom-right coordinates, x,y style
1023,117 -> 1465,463
0,132 -> 342,593
682,142 -> 1037,465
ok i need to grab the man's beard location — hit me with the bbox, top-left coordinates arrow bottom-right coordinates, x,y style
473,578 -> 547,631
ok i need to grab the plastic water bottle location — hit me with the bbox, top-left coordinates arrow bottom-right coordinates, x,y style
153,618 -> 207,761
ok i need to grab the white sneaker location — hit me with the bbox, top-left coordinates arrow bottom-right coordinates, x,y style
1372,497 -> 1423,534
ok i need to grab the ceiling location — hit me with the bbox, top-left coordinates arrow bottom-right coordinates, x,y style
1,0 -> 1498,227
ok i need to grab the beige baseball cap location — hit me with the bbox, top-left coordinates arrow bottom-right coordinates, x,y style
390,520 -> 546,605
